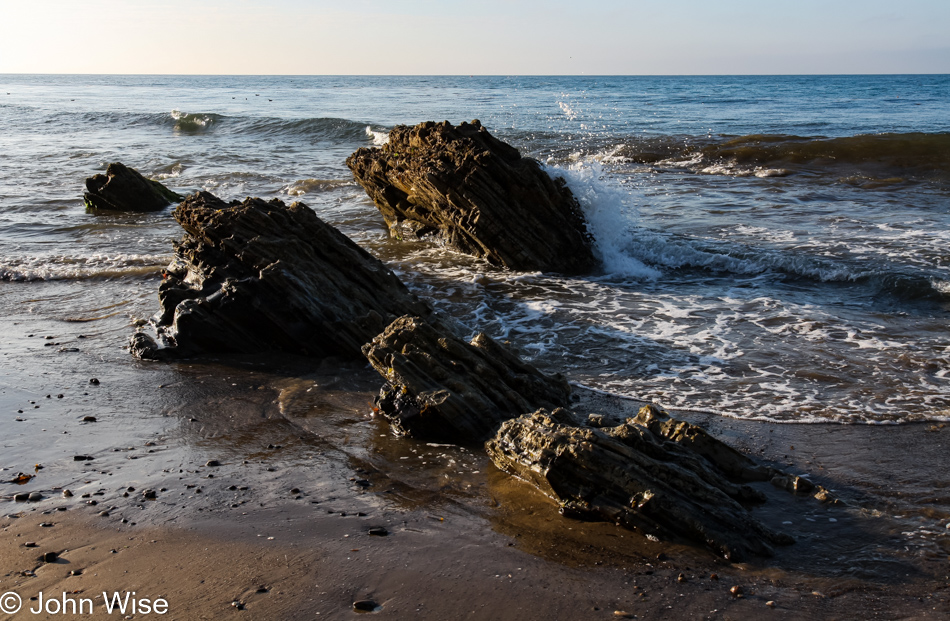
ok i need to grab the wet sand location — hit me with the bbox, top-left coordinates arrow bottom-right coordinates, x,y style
2,280 -> 950,619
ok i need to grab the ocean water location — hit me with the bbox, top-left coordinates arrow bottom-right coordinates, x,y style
1,74 -> 949,424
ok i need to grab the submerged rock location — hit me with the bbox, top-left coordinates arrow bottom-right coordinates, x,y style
486,407 -> 795,561
347,120 -> 596,273
84,162 -> 182,212
362,315 -> 571,442
131,191 -> 433,360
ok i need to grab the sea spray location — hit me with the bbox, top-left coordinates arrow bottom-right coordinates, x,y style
547,161 -> 660,279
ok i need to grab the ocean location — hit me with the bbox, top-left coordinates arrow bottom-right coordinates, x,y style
2,74 -> 949,425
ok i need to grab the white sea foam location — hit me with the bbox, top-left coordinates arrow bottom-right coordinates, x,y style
365,126 -> 389,145
546,161 -> 660,279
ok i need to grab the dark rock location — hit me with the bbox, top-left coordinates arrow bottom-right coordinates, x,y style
89,378 -> 100,385
363,315 -> 571,442
368,527 -> 388,537
13,492 -> 29,502
131,191 -> 435,360
81,416 -> 97,422
42,551 -> 58,562
73,455 -> 93,461
347,120 -> 596,273
205,460 -> 221,467
27,492 -> 43,502
84,162 -> 182,212
24,542 -> 37,548
142,489 -> 157,499
485,408 -> 794,561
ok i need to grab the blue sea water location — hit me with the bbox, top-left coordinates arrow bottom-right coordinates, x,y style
1,74 -> 948,423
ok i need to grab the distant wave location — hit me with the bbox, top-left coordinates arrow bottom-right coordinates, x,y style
553,132 -> 950,183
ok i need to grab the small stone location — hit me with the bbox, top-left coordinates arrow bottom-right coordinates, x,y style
89,378 -> 100,385
14,493 -> 29,502
70,569 -> 83,576
28,492 -> 43,502
142,489 -> 157,499
206,460 -> 221,467
766,601 -> 776,608
677,573 -> 687,583
57,394 -> 65,398
42,551 -> 59,562
82,416 -> 97,423
353,600 -> 378,612
86,500 -> 98,505
709,573 -> 719,581
98,510 -> 110,517
290,487 -> 301,494
73,455 -> 94,461
730,585 -> 743,597
614,612 -> 634,619
24,542 -> 38,548
231,600 -> 245,610
368,527 -> 389,537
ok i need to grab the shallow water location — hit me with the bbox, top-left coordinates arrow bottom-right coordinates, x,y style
1,74 -> 949,424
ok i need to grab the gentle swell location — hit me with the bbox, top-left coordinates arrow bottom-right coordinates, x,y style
607,132 -> 950,181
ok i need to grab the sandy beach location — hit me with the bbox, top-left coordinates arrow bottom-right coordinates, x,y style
3,279 -> 949,620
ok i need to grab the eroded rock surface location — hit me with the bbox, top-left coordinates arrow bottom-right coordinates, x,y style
486,407 -> 796,561
347,120 -> 596,273
362,315 -> 571,442
131,191 -> 433,360
84,162 -> 182,212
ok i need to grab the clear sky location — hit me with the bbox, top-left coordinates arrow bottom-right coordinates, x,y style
1,0 -> 948,75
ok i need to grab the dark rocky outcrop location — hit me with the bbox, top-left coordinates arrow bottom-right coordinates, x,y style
131,191 -> 434,360
84,162 -> 182,212
347,120 -> 596,274
362,315 -> 571,442
486,407 -> 796,561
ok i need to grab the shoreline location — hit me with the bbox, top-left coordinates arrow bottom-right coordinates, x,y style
2,280 -> 949,619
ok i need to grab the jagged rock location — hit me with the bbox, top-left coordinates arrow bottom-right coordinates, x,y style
486,408 -> 795,561
131,191 -> 433,360
362,315 -> 571,442
84,162 -> 182,212
347,120 -> 596,273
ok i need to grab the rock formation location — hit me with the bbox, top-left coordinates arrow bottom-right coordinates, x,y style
84,162 -> 183,212
362,315 -> 571,442
486,407 -> 796,561
346,120 -> 596,273
131,191 -> 434,360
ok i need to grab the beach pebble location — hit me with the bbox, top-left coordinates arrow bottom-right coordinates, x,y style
14,493 -> 29,502
368,527 -> 389,537
614,612 -> 635,619
142,489 -> 157,499
730,585 -> 743,597
766,600 -> 776,608
42,551 -> 58,562
231,600 -> 245,610
73,455 -> 94,461
24,542 -> 38,548
82,416 -> 97,422
28,492 -> 43,502
89,378 -> 100,385
206,459 -> 221,467
677,573 -> 687,583
353,600 -> 378,612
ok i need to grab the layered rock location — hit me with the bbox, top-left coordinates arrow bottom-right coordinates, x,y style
131,191 -> 433,360
347,120 -> 596,273
486,407 -> 795,561
362,315 -> 571,442
84,162 -> 183,212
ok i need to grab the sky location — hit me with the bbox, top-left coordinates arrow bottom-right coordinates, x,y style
1,0 -> 948,75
